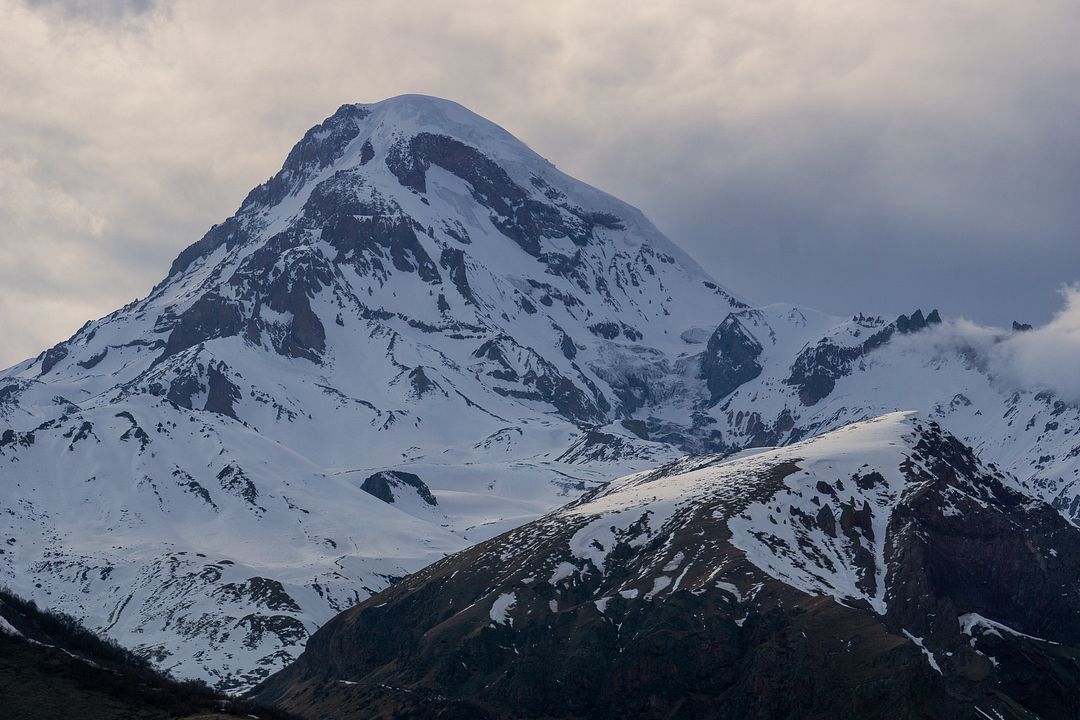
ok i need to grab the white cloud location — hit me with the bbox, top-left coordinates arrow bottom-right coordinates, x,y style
902,286 -> 1080,404
993,286 -> 1080,403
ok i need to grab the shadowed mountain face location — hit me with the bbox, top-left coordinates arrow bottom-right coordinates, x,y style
3,95 -> 1080,690
253,414 -> 1080,720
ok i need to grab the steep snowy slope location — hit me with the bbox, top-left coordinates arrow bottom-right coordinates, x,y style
255,414 -> 1080,720
0,95 -> 740,689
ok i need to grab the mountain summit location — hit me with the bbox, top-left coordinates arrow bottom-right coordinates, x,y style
3,97 -> 1080,690
0,95 -> 743,688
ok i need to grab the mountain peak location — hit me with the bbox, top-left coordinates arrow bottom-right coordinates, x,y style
0,96 -> 746,685
356,94 -> 520,139
165,94 -> 716,287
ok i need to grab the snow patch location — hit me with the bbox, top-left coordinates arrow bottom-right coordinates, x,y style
0,614 -> 21,637
489,592 -> 516,626
902,630 -> 942,674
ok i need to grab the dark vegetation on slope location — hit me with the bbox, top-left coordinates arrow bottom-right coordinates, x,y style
252,422 -> 1080,720
0,587 -> 298,720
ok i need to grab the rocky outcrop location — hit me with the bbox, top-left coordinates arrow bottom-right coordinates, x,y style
168,215 -> 252,279
37,342 -> 69,376
473,335 -> 610,423
387,133 -> 553,256
386,132 -> 622,260
161,292 -> 244,360
440,247 -> 475,304
896,308 -> 942,333
785,336 -> 868,406
204,362 -> 242,419
785,309 -> 939,406
360,471 -> 437,507
700,314 -> 763,404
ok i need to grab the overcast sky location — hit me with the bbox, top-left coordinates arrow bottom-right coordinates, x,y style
2,0 -> 1078,368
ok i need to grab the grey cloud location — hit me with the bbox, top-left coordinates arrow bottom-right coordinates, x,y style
24,0 -> 161,23
1,0 -> 1078,367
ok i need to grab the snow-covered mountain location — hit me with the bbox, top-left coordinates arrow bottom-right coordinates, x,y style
692,304 -> 1080,519
0,95 -> 741,689
2,94 -> 1079,690
254,413 -> 1080,719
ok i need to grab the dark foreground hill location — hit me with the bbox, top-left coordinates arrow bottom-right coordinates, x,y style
0,588 -> 295,720
253,413 -> 1080,720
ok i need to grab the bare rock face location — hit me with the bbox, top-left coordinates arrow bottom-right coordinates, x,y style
700,314 -> 763,404
360,471 -> 437,507
161,292 -> 245,360
253,415 -> 1080,720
